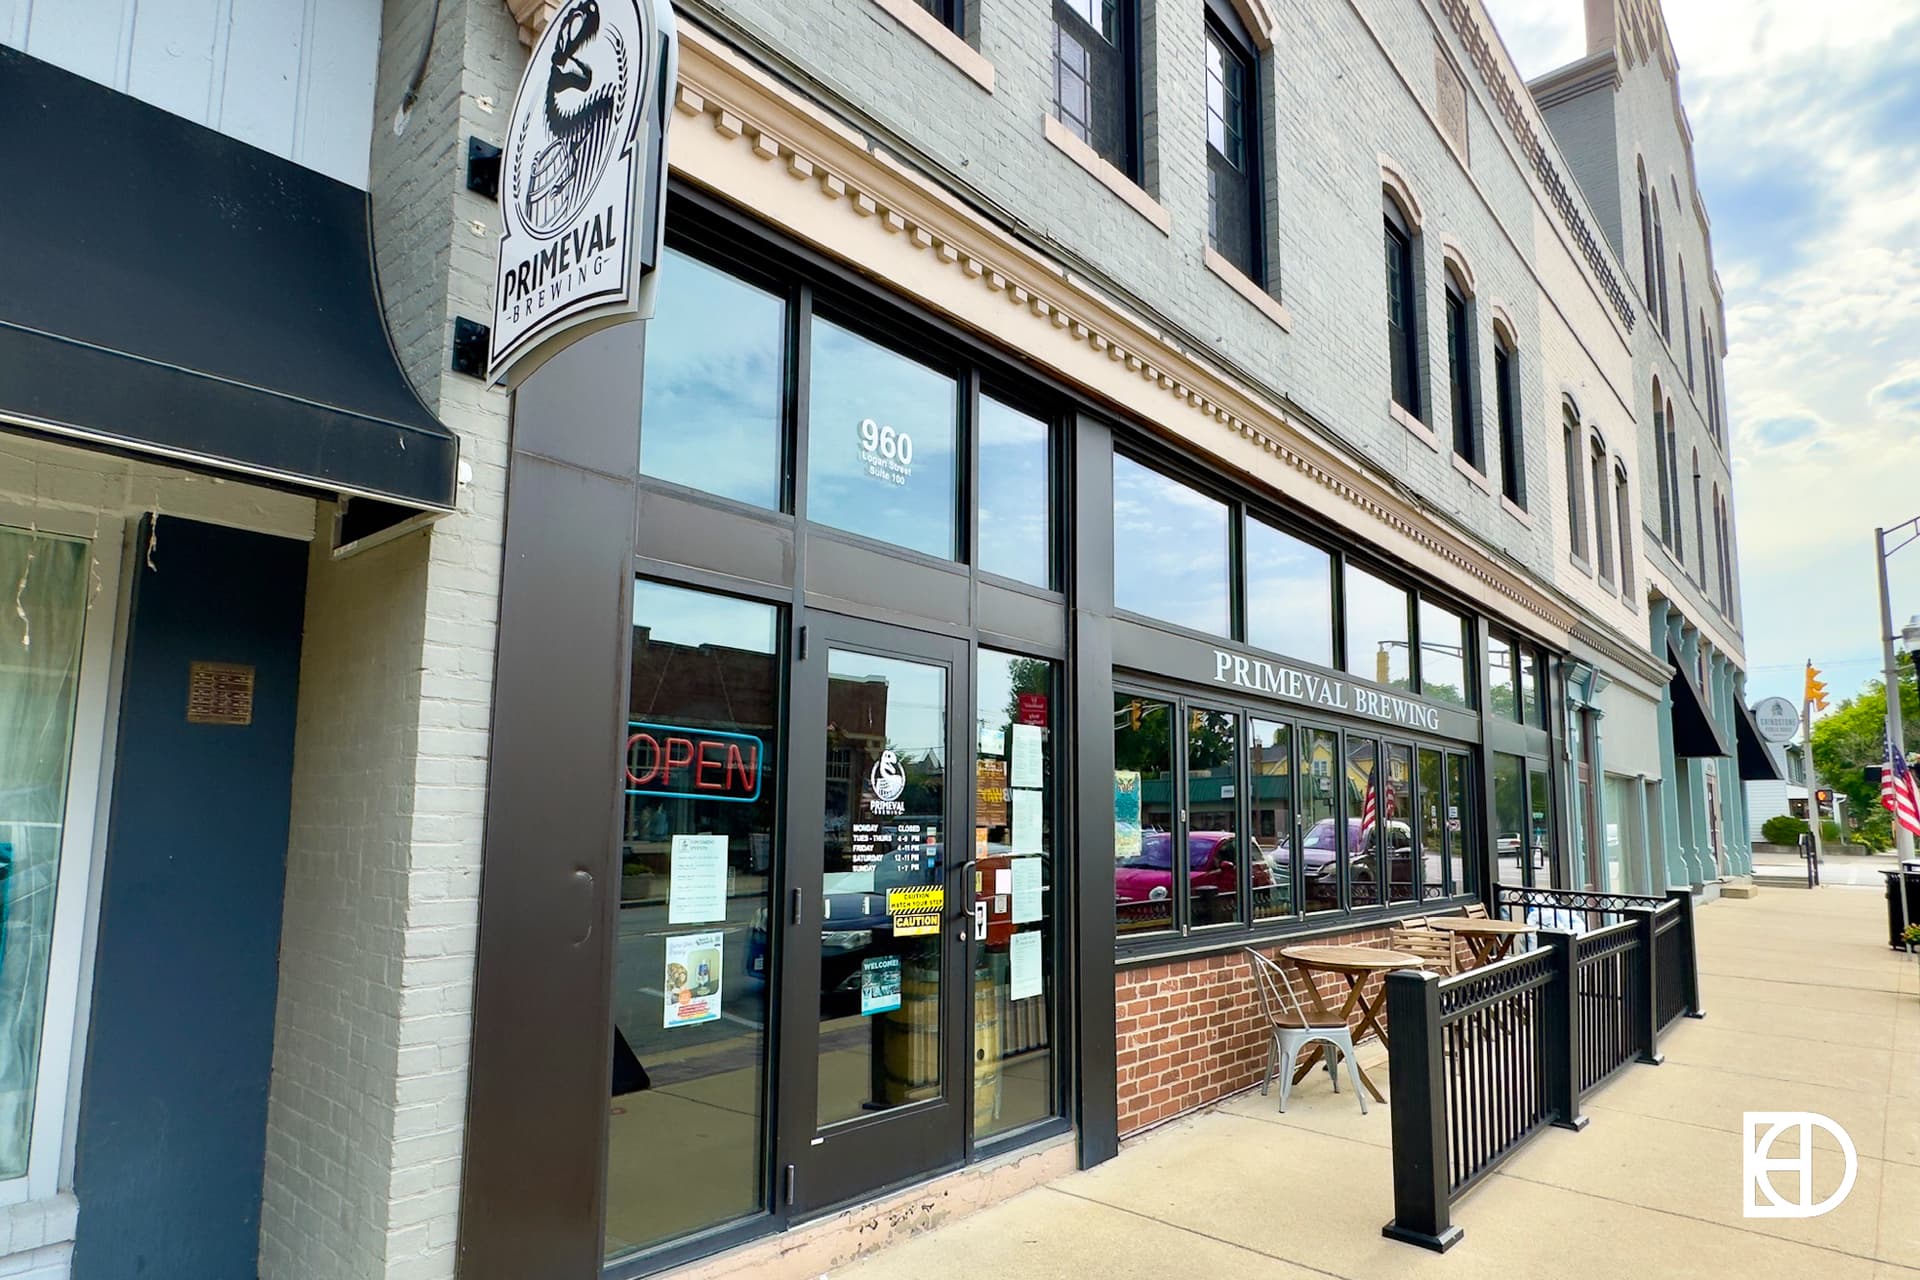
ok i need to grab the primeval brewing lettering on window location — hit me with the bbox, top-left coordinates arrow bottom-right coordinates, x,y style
625,721 -> 764,803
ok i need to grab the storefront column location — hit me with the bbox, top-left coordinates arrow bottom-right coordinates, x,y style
1678,625 -> 1712,884
1649,599 -> 1688,890
1729,670 -> 1755,873
1070,411 -> 1120,1168
459,326 -> 648,1277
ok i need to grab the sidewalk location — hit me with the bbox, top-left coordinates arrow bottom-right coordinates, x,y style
838,887 -> 1920,1279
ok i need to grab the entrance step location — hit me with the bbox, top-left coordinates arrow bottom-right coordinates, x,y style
1723,878 -> 1764,897
677,1135 -> 1073,1280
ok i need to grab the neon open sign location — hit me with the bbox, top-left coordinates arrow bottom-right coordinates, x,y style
625,721 -> 764,803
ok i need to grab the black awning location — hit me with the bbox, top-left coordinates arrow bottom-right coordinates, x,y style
0,47 -> 457,511
1666,635 -> 1735,758
1734,700 -> 1786,782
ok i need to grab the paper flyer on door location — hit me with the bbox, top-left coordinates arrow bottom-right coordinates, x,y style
663,931 -> 723,1028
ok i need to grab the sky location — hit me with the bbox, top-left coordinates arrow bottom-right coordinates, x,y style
1480,0 -> 1920,716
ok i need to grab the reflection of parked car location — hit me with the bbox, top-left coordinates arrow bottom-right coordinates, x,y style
1286,818 -> 1415,901
1114,832 -> 1271,920
1495,833 -> 1547,870
746,890 -> 894,1016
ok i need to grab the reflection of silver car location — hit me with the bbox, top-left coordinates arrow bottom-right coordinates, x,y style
1495,834 -> 1547,869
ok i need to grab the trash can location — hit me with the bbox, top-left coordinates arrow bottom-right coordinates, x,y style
1883,866 -> 1920,949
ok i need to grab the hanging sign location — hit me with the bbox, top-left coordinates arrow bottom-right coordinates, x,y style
488,0 -> 678,383
1753,696 -> 1799,744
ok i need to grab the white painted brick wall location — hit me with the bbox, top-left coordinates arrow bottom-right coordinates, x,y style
258,1 -> 518,1277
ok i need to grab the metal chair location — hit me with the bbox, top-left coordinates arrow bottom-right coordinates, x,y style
1243,948 -> 1369,1114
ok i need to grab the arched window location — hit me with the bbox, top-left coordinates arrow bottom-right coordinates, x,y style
1701,317 -> 1717,442
1652,378 -> 1671,544
1667,398 -> 1682,560
1444,265 -> 1478,466
1691,447 -> 1706,583
1384,192 -> 1422,420
1493,321 -> 1524,506
1615,462 -> 1636,596
1637,159 -> 1654,303
1564,401 -> 1587,562
1681,261 -> 1693,389
1590,434 -> 1614,583
1652,194 -> 1670,339
1720,487 -> 1735,614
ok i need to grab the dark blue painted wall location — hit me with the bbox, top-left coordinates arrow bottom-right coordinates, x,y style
74,516 -> 307,1280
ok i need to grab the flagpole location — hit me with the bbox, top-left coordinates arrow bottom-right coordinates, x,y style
1877,525 -> 1913,949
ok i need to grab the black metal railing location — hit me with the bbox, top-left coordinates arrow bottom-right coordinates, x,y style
1436,948 -> 1557,1197
1575,920 -> 1642,1091
1382,887 -> 1702,1252
1495,884 -> 1664,933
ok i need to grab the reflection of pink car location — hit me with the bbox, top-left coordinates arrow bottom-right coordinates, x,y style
1114,831 -> 1271,905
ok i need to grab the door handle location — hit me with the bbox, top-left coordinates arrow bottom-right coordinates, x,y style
952,858 -> 977,919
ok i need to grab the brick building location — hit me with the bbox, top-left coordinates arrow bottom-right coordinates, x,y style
0,0 -> 1770,1277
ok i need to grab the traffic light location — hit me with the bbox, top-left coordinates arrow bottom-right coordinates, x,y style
1804,663 -> 1829,712
1815,788 -> 1833,807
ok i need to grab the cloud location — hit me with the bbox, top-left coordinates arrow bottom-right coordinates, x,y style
1482,0 -> 1920,704
1749,413 -> 1820,448
1869,367 -> 1920,420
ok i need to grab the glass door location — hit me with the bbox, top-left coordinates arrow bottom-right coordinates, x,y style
780,614 -> 969,1213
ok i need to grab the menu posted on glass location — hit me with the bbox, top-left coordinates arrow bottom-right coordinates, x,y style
663,931 -> 723,1028
667,833 -> 728,924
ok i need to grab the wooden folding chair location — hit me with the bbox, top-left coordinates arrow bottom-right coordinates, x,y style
1388,924 -> 1459,976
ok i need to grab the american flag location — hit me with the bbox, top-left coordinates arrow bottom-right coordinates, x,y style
1360,764 -> 1377,835
1359,763 -> 1395,836
1883,739 -> 1920,838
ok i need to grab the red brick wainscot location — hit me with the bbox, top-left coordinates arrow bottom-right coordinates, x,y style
1115,925 -> 1416,1135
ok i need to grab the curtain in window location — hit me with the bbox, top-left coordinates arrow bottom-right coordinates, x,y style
0,528 -> 89,1178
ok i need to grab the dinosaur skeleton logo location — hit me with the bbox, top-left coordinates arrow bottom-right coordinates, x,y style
512,0 -> 630,235
489,0 -> 675,381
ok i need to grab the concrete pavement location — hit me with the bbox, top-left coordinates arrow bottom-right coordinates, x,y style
835,886 -> 1920,1279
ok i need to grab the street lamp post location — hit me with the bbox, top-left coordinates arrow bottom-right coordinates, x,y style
1874,522 -> 1920,954
1874,520 -> 1920,864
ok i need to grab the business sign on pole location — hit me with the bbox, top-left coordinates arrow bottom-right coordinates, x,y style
1753,696 -> 1799,744
488,0 -> 677,383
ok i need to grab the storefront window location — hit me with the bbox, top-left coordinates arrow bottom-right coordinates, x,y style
1346,736 -> 1380,908
1417,747 -> 1446,899
1529,760 -> 1555,888
1111,455 -> 1230,637
1248,720 -> 1294,920
1447,752 -> 1472,895
978,397 -> 1053,589
0,529 -> 88,1181
974,650 -> 1056,1140
1186,708 -> 1242,928
1522,648 -> 1545,728
1418,600 -> 1471,707
1343,566 -> 1411,691
1492,752 -> 1526,888
1301,727 -> 1339,912
1114,694 -> 1176,934
807,316 -> 959,559
1385,743 -> 1415,902
1487,629 -> 1518,721
608,581 -> 782,1260
640,248 -> 786,510
1245,518 -> 1333,667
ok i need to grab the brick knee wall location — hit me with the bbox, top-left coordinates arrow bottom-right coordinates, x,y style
1115,925 -> 1415,1136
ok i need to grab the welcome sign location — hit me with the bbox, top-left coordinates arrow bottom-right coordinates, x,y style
488,0 -> 677,382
